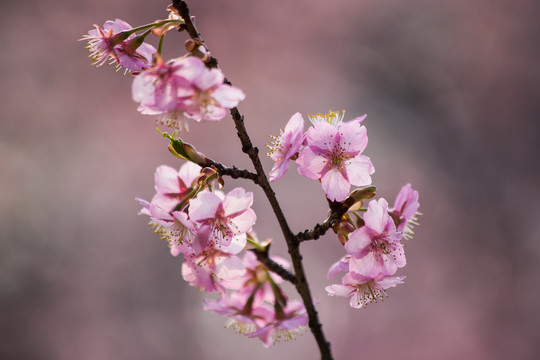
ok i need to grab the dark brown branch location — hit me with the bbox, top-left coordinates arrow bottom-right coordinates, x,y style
295,201 -> 350,242
172,2 -> 333,359
251,249 -> 298,284
204,160 -> 259,184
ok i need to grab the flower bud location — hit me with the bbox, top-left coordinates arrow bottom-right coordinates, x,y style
342,186 -> 376,212
332,217 -> 355,245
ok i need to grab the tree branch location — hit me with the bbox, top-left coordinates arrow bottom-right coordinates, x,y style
251,248 -> 298,284
172,2 -> 334,358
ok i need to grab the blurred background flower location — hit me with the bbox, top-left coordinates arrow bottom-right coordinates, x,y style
1,0 -> 539,359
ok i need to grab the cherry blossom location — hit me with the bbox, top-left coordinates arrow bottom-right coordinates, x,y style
266,112 -> 305,182
132,56 -> 202,129
326,272 -> 405,309
183,65 -> 245,122
296,117 -> 374,201
188,188 -> 256,254
203,291 -> 272,337
390,183 -> 421,240
345,198 -> 405,276
182,248 -> 245,294
249,300 -> 308,347
81,19 -> 156,72
150,162 -> 202,212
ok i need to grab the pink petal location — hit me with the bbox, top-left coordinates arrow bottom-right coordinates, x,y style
345,155 -> 374,186
349,253 -> 383,277
212,84 -> 245,108
344,227 -> 372,258
321,168 -> 350,201
296,147 -> 327,179
349,291 -> 366,309
220,233 -> 247,255
364,199 -> 389,233
189,191 -> 221,222
223,187 -> 253,217
325,284 -> 354,297
306,122 -> 337,153
230,208 -> 257,234
339,123 -> 368,154
215,255 -> 246,280
178,162 -> 201,188
269,159 -> 288,182
193,68 -> 223,90
154,165 -> 181,194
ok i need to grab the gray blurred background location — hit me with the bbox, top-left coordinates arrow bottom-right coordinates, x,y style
1,0 -> 539,359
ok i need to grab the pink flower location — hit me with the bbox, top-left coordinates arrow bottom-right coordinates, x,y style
223,251 -> 290,304
203,291 -> 272,337
296,118 -> 374,201
266,112 -> 305,182
150,162 -> 202,212
345,198 -> 405,276
137,199 -> 197,257
188,187 -> 256,254
249,300 -> 308,347
132,57 -> 203,129
390,183 -> 421,240
132,56 -> 245,129
326,272 -> 405,309
327,255 -> 351,279
81,19 -> 156,72
183,65 -> 245,122
182,248 -> 245,294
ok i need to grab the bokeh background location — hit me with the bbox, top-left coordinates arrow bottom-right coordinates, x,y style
2,0 -> 539,359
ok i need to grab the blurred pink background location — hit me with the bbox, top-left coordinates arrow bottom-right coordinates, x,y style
1,0 -> 539,359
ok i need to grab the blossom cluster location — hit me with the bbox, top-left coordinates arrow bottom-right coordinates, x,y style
81,17 -> 245,131
267,110 -> 374,202
267,111 -> 421,307
82,7 -> 422,352
137,162 -> 307,346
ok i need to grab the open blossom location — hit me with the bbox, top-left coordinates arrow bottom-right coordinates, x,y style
249,300 -> 308,347
132,56 -> 244,129
183,65 -> 245,122
188,187 -> 256,254
390,183 -> 421,240
266,112 -> 305,182
204,291 -> 272,337
81,19 -> 156,72
150,162 -> 202,212
137,199 -> 197,256
132,56 -> 203,129
223,251 -> 290,304
345,198 -> 405,276
326,272 -> 405,309
182,248 -> 245,294
296,117 -> 374,201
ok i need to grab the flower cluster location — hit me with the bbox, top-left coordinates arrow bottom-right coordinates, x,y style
83,5 -> 423,354
267,111 -> 420,308
81,19 -> 157,73
81,14 -> 244,131
267,110 -> 374,201
325,184 -> 420,308
132,56 -> 245,131
137,161 -> 307,345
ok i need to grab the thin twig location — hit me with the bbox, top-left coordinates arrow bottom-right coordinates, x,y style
204,159 -> 259,184
251,249 -> 298,284
172,1 -> 334,358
